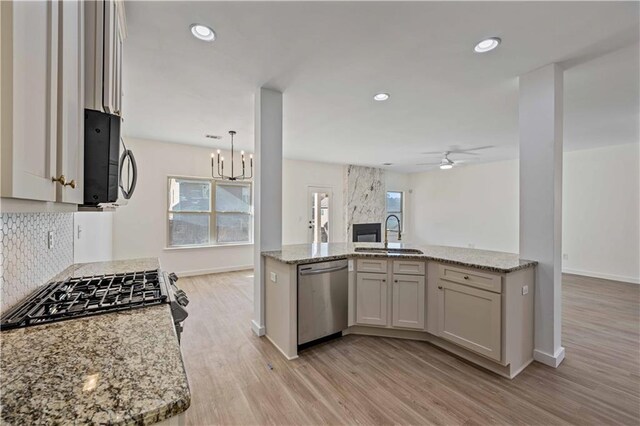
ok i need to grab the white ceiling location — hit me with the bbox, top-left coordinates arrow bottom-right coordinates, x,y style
122,1 -> 639,173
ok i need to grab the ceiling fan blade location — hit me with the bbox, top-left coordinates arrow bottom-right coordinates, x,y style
422,145 -> 495,156
450,145 -> 494,154
416,162 -> 441,166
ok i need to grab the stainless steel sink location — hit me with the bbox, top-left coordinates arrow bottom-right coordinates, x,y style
354,247 -> 424,255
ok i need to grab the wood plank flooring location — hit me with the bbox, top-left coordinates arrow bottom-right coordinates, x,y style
176,271 -> 639,425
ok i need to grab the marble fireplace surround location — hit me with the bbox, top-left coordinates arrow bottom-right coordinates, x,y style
344,165 -> 386,242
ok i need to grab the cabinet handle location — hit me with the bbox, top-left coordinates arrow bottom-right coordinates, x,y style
463,275 -> 469,280
51,175 -> 76,189
52,174 -> 67,186
382,279 -> 386,282
394,279 -> 398,283
438,285 -> 443,290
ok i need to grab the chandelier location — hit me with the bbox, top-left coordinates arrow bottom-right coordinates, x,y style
210,131 -> 253,181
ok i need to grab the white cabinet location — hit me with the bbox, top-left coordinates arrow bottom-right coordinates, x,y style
392,274 -> 425,329
356,273 -> 388,326
437,280 -> 502,362
355,259 -> 426,330
57,0 -> 85,204
1,0 -> 84,205
85,0 -> 126,116
1,0 -> 59,202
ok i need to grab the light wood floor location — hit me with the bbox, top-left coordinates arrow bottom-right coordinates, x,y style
177,271 -> 639,425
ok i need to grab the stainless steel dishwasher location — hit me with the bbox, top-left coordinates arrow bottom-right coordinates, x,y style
297,259 -> 348,347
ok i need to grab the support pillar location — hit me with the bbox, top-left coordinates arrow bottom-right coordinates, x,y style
519,63 -> 565,367
252,88 -> 283,336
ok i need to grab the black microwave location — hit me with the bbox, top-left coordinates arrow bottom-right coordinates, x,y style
83,109 -> 136,206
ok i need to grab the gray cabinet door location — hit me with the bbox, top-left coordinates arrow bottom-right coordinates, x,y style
438,280 -> 502,361
392,274 -> 425,329
356,273 -> 388,326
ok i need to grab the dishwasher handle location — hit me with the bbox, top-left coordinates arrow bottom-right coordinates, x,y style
299,264 -> 348,276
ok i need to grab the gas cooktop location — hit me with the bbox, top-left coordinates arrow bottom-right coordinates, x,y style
0,270 -> 169,330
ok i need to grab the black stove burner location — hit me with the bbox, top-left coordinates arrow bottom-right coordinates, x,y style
0,270 -> 168,330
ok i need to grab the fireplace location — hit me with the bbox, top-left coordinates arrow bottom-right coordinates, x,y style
352,223 -> 381,243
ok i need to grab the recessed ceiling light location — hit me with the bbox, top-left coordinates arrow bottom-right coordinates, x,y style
205,134 -> 222,139
190,24 -> 216,42
382,162 -> 393,166
374,93 -> 390,101
474,37 -> 501,53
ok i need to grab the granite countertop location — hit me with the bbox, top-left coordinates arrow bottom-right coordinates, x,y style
0,258 -> 190,425
262,243 -> 537,273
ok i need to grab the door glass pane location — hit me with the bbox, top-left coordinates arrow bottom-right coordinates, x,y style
169,179 -> 211,212
216,184 -> 251,213
217,213 -> 251,243
169,213 -> 210,246
310,191 -> 330,243
319,193 -> 329,242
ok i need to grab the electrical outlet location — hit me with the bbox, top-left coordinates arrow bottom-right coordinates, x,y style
562,253 -> 569,260
522,285 -> 529,295
47,231 -> 54,249
270,272 -> 277,283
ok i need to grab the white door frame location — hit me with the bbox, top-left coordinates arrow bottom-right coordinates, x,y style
307,186 -> 334,243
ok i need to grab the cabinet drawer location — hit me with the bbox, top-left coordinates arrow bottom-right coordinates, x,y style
439,264 -> 501,293
393,260 -> 425,275
356,258 -> 388,273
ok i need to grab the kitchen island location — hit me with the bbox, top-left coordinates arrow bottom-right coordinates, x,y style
0,258 -> 190,425
262,243 -> 537,378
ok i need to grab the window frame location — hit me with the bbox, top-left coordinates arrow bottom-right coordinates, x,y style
167,176 -> 253,248
386,190 -> 404,234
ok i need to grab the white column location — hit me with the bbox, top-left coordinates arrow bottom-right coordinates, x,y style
519,63 -> 565,367
252,88 -> 283,336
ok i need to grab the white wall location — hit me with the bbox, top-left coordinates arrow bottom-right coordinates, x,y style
408,143 -> 640,283
74,212 -> 113,263
112,138 -> 254,276
410,159 -> 520,252
282,159 -> 346,244
562,143 -> 639,283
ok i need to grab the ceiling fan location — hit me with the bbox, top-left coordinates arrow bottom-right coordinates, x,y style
417,145 -> 494,170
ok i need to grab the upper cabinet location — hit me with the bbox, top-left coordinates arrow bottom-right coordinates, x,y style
85,0 -> 126,116
1,0 -> 125,208
1,0 -> 60,202
57,0 -> 85,204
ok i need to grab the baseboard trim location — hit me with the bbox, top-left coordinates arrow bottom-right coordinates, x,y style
176,265 -> 253,278
533,346 -> 565,368
563,268 -> 639,285
251,320 -> 265,337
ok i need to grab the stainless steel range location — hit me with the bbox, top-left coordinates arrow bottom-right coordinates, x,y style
0,270 -> 189,341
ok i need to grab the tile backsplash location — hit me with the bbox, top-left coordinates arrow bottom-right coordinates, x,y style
0,213 -> 74,313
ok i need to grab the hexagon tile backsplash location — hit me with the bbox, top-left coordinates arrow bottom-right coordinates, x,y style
0,213 -> 74,313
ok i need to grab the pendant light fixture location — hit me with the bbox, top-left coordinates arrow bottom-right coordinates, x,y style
210,131 -> 253,181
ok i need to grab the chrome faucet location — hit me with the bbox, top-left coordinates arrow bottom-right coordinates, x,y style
384,214 -> 402,247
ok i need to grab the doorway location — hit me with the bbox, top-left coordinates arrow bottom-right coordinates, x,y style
308,187 -> 332,243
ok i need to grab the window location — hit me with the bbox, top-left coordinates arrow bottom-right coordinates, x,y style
168,177 -> 252,247
386,191 -> 403,235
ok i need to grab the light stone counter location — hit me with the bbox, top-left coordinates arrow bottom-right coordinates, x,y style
262,242 -> 536,273
0,258 -> 190,425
